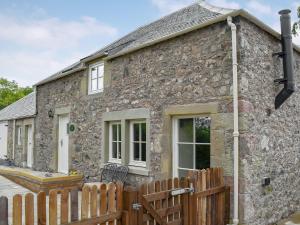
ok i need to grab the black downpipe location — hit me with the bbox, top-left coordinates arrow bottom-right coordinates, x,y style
275,9 -> 295,109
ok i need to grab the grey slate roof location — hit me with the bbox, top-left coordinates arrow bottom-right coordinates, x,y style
84,1 -> 233,59
0,92 -> 36,121
36,1 -> 235,86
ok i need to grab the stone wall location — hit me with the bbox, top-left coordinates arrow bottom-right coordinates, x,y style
6,121 -> 14,160
237,17 -> 300,225
35,20 -> 237,183
6,119 -> 35,167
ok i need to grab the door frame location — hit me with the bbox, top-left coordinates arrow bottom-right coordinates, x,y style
57,113 -> 70,174
25,124 -> 33,168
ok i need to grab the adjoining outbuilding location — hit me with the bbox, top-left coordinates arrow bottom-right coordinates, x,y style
0,92 -> 36,168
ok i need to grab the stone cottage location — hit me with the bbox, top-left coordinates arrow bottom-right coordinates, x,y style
7,1 -> 298,224
0,92 -> 36,167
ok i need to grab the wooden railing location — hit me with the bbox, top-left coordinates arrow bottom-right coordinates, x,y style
0,168 -> 230,225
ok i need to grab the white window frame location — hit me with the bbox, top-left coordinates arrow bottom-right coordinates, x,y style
17,126 -> 22,146
88,62 -> 104,95
172,115 -> 211,177
108,122 -> 122,164
129,120 -> 147,167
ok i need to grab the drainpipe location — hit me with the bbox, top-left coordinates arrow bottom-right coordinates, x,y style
227,16 -> 239,225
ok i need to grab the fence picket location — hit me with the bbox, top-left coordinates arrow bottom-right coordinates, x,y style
116,182 -> 123,225
90,185 -> 98,218
167,178 -> 174,223
37,192 -> 46,225
147,181 -> 155,225
180,177 -> 189,225
49,190 -> 57,225
25,193 -> 34,225
13,194 -> 22,225
108,183 -> 116,225
0,196 -> 8,225
81,185 -> 90,220
61,189 -> 69,224
70,189 -> 79,222
99,183 -> 107,225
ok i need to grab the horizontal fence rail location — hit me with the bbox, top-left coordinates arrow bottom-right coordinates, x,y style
0,168 -> 230,225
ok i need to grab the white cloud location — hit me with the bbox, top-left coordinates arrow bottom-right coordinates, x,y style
0,15 -> 117,50
246,0 -> 272,15
0,11 -> 118,86
208,0 -> 240,9
151,0 -> 195,15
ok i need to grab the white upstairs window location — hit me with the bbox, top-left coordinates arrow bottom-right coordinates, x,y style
88,63 -> 104,94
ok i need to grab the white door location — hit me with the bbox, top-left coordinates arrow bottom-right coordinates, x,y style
27,125 -> 33,168
58,114 -> 69,174
173,116 -> 211,178
0,122 -> 8,159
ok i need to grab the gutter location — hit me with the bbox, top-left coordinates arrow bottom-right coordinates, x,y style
227,16 -> 239,225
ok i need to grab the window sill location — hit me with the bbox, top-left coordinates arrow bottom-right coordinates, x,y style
128,165 -> 149,176
100,163 -> 150,176
88,90 -> 103,95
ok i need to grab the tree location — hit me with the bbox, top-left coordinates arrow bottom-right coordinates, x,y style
0,78 -> 33,110
293,7 -> 300,35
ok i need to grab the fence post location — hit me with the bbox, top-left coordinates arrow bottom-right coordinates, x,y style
0,196 -> 8,225
123,186 -> 138,225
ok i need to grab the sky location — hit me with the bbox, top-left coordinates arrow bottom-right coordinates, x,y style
0,0 -> 300,87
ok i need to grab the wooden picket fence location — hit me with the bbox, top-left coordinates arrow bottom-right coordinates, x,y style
0,168 -> 230,225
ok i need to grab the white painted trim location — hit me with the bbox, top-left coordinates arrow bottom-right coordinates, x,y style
108,121 -> 122,164
88,62 -> 104,95
129,120 -> 147,168
172,116 -> 211,178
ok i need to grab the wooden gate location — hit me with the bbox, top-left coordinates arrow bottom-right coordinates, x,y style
123,168 -> 230,225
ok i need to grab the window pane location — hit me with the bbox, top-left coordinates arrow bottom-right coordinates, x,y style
112,124 -> 118,141
98,65 -> 104,77
118,142 -> 122,159
195,117 -> 211,143
195,145 -> 210,169
118,124 -> 121,141
91,67 -> 98,79
178,118 -> 193,142
112,142 -> 118,159
178,169 -> 188,178
91,79 -> 97,91
141,143 -> 146,161
134,143 -> 140,160
133,124 -> 140,141
98,77 -> 103,90
178,144 -> 193,169
141,123 -> 146,141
